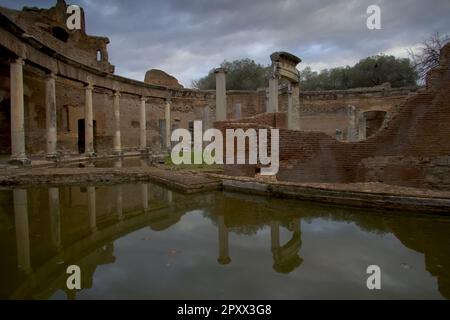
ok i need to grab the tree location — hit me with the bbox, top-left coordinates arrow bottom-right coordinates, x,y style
299,55 -> 418,91
350,55 -> 418,87
409,32 -> 450,82
194,54 -> 418,91
192,59 -> 269,90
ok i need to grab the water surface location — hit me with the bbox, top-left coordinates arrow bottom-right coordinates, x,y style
0,183 -> 449,300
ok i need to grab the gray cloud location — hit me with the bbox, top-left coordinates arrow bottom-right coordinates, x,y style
2,0 -> 450,86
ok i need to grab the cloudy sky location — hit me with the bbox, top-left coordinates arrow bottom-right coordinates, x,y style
2,0 -> 450,87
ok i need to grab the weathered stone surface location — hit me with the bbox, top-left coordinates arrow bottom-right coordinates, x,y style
220,175 -> 450,214
144,69 -> 183,88
0,165 -> 221,193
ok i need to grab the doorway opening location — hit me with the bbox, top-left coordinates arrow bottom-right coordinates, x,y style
78,119 -> 97,154
0,97 -> 11,155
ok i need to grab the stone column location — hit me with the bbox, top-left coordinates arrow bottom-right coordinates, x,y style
234,103 -> 242,120
358,111 -> 367,141
165,99 -> 171,150
141,184 -> 148,211
270,222 -> 280,252
202,106 -> 210,130
87,186 -> 97,233
140,96 -> 147,152
114,158 -> 122,168
268,75 -> 279,113
214,68 -> 227,121
287,83 -> 301,130
48,188 -> 62,250
335,129 -> 344,141
347,105 -> 357,142
45,73 -> 58,159
84,82 -> 95,156
217,215 -> 231,265
166,190 -> 173,204
10,58 -> 29,165
116,185 -> 123,220
14,189 -> 31,274
113,91 -> 122,155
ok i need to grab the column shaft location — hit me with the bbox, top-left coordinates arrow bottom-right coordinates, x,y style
116,186 -> 123,220
234,103 -> 242,120
87,186 -> 97,232
287,83 -> 301,130
113,92 -> 122,154
347,105 -> 357,142
85,84 -> 94,155
141,184 -> 148,211
10,58 -> 28,163
14,189 -> 31,273
218,215 -> 231,265
358,111 -> 367,140
165,100 -> 171,150
45,73 -> 58,158
268,76 -> 279,113
140,97 -> 147,151
48,188 -> 61,249
215,69 -> 227,121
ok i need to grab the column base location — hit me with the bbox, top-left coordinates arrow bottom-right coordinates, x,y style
46,154 -> 59,162
217,257 -> 232,265
112,149 -> 123,156
84,152 -> 97,159
9,157 -> 31,166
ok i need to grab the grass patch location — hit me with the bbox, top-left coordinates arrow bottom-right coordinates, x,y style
164,151 -> 223,171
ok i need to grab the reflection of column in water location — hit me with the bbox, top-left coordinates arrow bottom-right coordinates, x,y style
116,185 -> 123,220
141,184 -> 148,211
48,188 -> 62,250
271,221 -> 280,252
114,158 -> 122,168
140,158 -> 148,167
217,215 -> 231,265
166,190 -> 173,204
87,186 -> 97,232
13,189 -> 31,274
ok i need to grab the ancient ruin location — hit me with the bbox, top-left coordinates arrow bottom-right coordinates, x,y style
1,0 -> 450,301
0,1 -> 420,166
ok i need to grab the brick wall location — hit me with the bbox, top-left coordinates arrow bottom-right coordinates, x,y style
218,43 -> 450,190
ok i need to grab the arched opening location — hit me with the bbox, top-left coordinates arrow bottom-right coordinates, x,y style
52,27 -> 70,42
0,97 -> 11,155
